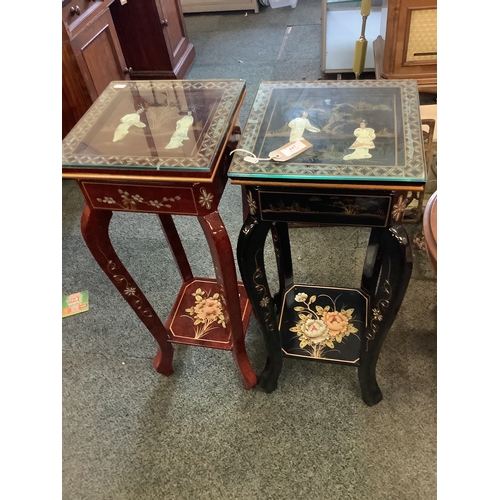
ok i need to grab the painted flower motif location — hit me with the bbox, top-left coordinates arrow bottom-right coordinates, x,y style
193,297 -> 223,323
184,288 -> 226,339
162,196 -> 181,209
124,286 -> 136,296
247,191 -> 257,215
367,279 -> 391,344
322,309 -> 357,342
290,293 -> 359,357
247,192 -> 257,215
123,200 -> 137,210
149,200 -> 163,208
117,190 -> 137,210
323,310 -> 349,333
198,188 -> 214,209
97,197 -> 115,205
260,296 -> 270,308
95,190 -> 181,211
300,319 -> 329,345
372,308 -> 383,321
392,195 -> 407,221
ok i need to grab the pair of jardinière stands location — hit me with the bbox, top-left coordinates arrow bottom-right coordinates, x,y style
62,78 -> 430,406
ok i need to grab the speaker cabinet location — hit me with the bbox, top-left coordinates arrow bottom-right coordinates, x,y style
374,0 -> 437,92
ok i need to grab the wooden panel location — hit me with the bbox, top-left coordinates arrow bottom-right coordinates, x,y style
110,0 -> 195,79
70,9 -> 128,100
110,0 -> 165,71
62,23 -> 93,138
375,0 -> 437,91
62,0 -> 109,36
158,0 -> 189,68
80,182 -> 199,214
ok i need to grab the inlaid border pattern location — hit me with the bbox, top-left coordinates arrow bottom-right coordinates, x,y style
229,80 -> 425,181
62,80 -> 245,170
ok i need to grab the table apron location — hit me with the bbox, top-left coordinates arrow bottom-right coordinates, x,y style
78,180 -> 222,215
249,187 -> 422,227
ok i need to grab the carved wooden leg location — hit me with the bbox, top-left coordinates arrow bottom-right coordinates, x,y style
80,204 -> 174,376
198,211 -> 258,390
237,216 -> 282,392
270,222 -> 294,309
157,213 -> 193,282
359,225 -> 413,406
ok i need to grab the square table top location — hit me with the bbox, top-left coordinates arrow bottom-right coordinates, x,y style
62,79 -> 246,181
228,80 -> 426,185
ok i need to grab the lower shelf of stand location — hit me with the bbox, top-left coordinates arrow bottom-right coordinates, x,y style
278,284 -> 369,365
165,277 -> 252,350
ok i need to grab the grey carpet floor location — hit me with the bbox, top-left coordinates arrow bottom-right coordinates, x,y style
62,1 -> 437,498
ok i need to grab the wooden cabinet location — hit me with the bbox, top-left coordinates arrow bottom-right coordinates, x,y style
63,24 -> 93,139
109,0 -> 195,80
62,0 -> 195,138
69,8 -> 130,101
373,0 -> 437,92
180,0 -> 259,13
62,0 -> 129,137
62,0 -> 108,34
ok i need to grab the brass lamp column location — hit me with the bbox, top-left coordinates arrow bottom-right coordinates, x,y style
353,0 -> 371,79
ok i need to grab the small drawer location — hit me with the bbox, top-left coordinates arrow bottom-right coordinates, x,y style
62,0 -> 107,36
257,190 -> 392,227
79,181 -> 199,215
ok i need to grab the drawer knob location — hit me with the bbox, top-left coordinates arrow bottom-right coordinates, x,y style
70,6 -> 81,15
161,19 -> 168,26
124,67 -> 133,75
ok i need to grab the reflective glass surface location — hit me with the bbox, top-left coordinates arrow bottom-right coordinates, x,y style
62,80 -> 245,177
228,80 -> 426,183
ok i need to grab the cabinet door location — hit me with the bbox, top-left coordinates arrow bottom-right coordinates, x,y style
156,0 -> 194,75
63,22 -> 93,137
70,8 -> 129,101
110,0 -> 194,79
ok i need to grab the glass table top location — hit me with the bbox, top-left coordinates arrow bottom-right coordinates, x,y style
62,80 -> 245,179
228,80 -> 427,184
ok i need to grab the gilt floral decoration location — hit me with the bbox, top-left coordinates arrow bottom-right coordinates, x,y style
184,288 -> 226,339
290,292 -> 359,358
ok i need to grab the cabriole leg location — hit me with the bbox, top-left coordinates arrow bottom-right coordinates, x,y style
81,204 -> 174,376
359,225 -> 413,406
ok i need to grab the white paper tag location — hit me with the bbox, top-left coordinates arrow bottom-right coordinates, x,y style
120,0 -> 128,5
269,139 -> 313,162
282,141 -> 307,157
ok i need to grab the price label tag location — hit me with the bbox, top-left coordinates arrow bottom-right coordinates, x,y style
269,139 -> 313,162
281,141 -> 307,157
